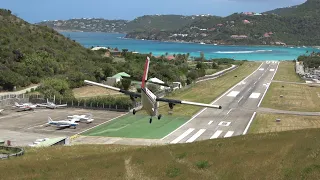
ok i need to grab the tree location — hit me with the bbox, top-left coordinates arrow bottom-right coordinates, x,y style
121,78 -> 132,90
212,62 -> 219,69
200,51 -> 205,61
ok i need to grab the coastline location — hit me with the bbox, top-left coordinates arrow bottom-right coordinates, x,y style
58,30 -> 320,48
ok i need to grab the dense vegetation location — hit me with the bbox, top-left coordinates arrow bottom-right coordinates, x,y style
297,52 -> 320,68
0,9 -> 241,103
126,0 -> 320,46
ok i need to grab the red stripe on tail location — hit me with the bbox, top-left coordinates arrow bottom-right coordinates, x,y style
141,56 -> 150,88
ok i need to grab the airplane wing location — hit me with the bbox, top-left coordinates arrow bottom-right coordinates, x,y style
56,104 -> 67,107
57,124 -> 71,127
37,104 -> 48,107
84,80 -> 141,98
156,97 -> 222,109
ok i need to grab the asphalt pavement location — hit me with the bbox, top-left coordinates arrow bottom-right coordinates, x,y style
162,61 -> 279,144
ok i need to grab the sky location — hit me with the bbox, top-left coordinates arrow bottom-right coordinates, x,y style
1,0 -> 306,23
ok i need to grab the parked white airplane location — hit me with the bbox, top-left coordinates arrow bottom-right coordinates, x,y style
13,102 -> 37,111
38,99 -> 67,109
47,117 -> 78,129
84,56 -> 222,124
67,113 -> 94,123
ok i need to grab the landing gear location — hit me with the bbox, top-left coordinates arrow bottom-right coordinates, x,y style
133,109 -> 136,115
158,114 -> 162,120
149,118 -> 152,124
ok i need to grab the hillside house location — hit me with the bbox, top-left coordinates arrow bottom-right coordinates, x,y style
231,35 -> 248,39
105,49 -> 121,57
106,72 -> 131,86
243,20 -> 250,24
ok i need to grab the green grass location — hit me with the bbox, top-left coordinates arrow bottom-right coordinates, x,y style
82,114 -> 189,139
273,61 -> 304,82
3,129 -> 320,179
261,82 -> 320,112
249,113 -> 320,134
0,149 -> 11,154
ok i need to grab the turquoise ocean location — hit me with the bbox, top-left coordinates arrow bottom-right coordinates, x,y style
61,32 -> 320,61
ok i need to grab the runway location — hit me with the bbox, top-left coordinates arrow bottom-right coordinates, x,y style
162,61 -> 279,144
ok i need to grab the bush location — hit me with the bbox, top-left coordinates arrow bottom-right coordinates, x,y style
195,160 -> 209,169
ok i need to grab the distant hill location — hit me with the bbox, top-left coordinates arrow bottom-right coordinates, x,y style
37,18 -> 128,33
126,0 -> 320,46
124,15 -> 204,32
37,15 -> 208,33
263,5 -> 299,15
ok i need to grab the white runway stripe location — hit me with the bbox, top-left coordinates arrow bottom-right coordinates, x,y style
259,68 -> 264,71
170,128 -> 195,144
224,131 -> 234,138
270,69 -> 275,72
249,93 -> 261,99
208,121 -> 213,125
186,129 -> 206,143
227,91 -> 240,97
210,130 -> 223,139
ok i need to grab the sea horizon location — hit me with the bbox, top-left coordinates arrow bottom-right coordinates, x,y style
61,31 -> 320,61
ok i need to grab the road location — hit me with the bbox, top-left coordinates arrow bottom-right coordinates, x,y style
162,61 -> 279,144
257,107 -> 320,116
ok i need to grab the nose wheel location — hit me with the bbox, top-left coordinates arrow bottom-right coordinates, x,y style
133,109 -> 136,115
158,114 -> 162,120
149,118 -> 152,124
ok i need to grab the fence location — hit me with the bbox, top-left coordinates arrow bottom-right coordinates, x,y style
0,93 -> 139,112
0,146 -> 24,160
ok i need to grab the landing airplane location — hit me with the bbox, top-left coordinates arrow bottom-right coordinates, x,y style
13,102 -> 37,111
38,99 -> 67,109
47,117 -> 78,129
84,56 -> 222,124
67,113 -> 94,123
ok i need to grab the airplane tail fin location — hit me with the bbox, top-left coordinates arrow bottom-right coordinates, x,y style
48,116 -> 53,123
47,98 -> 49,104
141,56 -> 150,88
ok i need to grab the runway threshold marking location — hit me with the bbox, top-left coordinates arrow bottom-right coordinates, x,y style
224,131 -> 234,138
186,129 -> 206,143
249,93 -> 261,99
227,91 -> 240,97
210,130 -> 223,139
170,128 -> 195,144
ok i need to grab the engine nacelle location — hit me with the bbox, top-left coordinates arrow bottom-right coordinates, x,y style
169,103 -> 175,110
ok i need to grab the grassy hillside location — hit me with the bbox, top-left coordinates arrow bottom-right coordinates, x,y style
0,9 -> 106,91
2,129 -> 320,179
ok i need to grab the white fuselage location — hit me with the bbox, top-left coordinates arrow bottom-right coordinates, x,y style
141,87 -> 159,117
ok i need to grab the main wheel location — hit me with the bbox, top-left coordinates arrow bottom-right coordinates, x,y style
158,114 -> 162,120
149,118 -> 152,124
133,109 -> 136,115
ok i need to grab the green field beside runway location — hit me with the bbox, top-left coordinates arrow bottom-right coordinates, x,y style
81,114 -> 189,139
